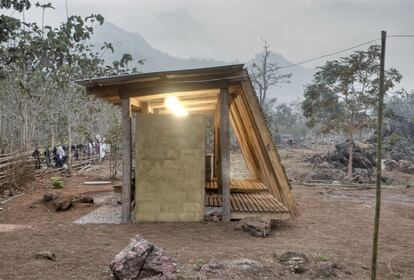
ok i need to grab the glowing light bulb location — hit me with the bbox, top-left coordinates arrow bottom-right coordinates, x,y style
164,96 -> 188,116
165,96 -> 179,109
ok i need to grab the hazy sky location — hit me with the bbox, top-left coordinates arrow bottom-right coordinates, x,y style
10,0 -> 414,89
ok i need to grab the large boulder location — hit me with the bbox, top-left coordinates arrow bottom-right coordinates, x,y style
383,159 -> 398,171
353,168 -> 371,184
234,216 -> 271,238
110,235 -> 178,280
333,141 -> 376,169
398,160 -> 414,174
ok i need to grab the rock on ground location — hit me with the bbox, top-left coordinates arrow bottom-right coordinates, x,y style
43,193 -> 94,211
234,216 -> 271,237
383,159 -> 398,171
201,259 -> 264,273
276,251 -> 351,279
110,235 -> 178,280
35,250 -> 56,261
277,251 -> 309,274
199,259 -> 277,279
308,115 -> 414,176
53,196 -> 73,211
398,160 -> 414,173
204,207 -> 222,222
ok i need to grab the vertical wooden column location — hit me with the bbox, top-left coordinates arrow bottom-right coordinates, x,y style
141,102 -> 153,114
121,97 -> 132,223
213,100 -> 221,183
219,87 -> 231,222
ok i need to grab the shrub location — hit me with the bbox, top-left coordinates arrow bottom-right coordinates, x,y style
192,258 -> 205,271
388,133 -> 402,146
51,176 -> 64,188
316,255 -> 329,262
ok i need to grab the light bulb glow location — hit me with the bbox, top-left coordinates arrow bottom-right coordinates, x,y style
164,96 -> 188,116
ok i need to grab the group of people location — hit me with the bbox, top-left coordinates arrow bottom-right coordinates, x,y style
32,135 -> 109,169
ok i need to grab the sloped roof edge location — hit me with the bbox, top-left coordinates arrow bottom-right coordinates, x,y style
76,64 -> 245,88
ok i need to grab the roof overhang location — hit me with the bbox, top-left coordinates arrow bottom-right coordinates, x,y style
75,64 -> 247,113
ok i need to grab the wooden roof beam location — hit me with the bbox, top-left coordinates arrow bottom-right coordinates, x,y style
149,96 -> 218,109
157,104 -> 216,114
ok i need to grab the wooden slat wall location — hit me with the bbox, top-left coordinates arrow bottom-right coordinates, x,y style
229,98 -> 258,178
237,77 -> 297,216
231,93 -> 282,202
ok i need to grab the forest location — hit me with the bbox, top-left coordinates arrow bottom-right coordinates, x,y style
0,0 -> 136,154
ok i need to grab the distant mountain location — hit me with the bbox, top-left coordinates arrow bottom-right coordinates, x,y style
91,22 -> 314,103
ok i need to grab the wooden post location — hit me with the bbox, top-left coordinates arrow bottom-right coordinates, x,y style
141,102 -> 153,114
371,30 -> 386,280
121,97 -> 132,223
214,100 -> 221,182
219,87 -> 231,222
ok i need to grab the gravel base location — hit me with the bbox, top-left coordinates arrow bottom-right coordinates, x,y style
74,192 -> 122,224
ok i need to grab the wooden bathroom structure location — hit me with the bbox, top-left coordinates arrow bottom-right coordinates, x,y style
77,64 -> 296,223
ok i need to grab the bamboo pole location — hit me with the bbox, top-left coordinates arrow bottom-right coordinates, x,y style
371,30 -> 386,280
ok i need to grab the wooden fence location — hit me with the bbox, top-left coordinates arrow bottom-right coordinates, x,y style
0,151 -> 102,192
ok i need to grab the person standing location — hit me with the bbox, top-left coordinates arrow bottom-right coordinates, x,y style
56,145 -> 66,167
44,146 -> 51,167
74,145 -> 79,161
32,145 -> 41,169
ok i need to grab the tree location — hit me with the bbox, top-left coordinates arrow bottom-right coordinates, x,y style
0,0 -> 31,11
0,2 -> 139,154
302,45 -> 402,179
250,39 -> 292,106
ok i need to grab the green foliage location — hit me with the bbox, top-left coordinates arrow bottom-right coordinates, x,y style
0,3 -> 142,151
301,45 -> 402,176
388,133 -> 402,146
316,255 -> 329,262
393,272 -> 402,279
51,176 -> 64,188
302,45 -> 402,134
263,99 -> 310,140
0,0 -> 31,11
192,258 -> 205,271
381,176 -> 392,185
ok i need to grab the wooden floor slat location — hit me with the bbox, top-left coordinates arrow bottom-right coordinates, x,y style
205,178 -> 267,192
247,193 -> 265,212
205,178 -> 289,216
205,192 -> 289,213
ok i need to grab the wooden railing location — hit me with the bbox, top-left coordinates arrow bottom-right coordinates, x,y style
0,151 -> 103,192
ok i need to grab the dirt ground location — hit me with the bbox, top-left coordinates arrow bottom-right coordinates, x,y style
0,149 -> 413,280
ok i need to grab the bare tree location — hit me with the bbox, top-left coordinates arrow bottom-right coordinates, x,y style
250,40 -> 292,106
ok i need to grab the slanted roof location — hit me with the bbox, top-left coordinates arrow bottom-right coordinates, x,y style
77,64 -> 246,113
76,65 -> 297,217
